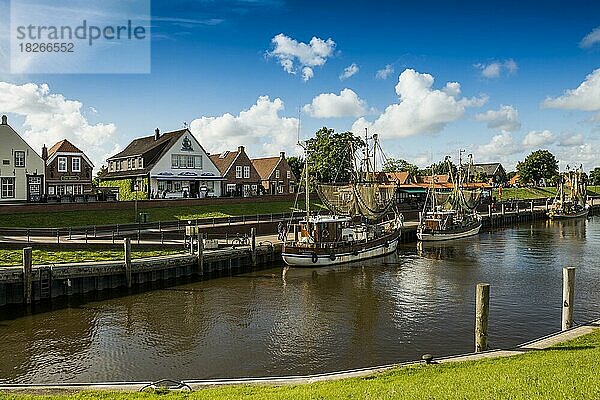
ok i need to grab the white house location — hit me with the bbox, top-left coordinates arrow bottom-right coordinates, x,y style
0,115 -> 45,202
101,128 -> 223,199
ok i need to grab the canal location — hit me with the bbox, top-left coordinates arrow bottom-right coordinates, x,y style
1,216 -> 599,383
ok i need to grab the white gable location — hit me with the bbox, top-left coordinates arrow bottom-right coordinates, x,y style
149,130 -> 222,179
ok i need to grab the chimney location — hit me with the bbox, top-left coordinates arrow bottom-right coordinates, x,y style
154,128 -> 160,140
238,145 -> 244,153
1,115 -> 7,125
280,151 -> 285,159
41,145 -> 48,161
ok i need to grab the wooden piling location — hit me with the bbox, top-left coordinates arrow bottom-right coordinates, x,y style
475,283 -> 490,352
124,238 -> 132,288
197,231 -> 204,275
22,247 -> 33,305
251,227 -> 257,267
562,267 -> 575,331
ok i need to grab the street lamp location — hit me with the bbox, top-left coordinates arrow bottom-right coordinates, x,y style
134,184 -> 139,222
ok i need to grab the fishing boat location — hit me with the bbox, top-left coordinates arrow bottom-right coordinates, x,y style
548,167 -> 589,220
282,131 -> 403,267
417,152 -> 482,241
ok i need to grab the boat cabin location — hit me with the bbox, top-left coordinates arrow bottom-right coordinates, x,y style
295,215 -> 364,244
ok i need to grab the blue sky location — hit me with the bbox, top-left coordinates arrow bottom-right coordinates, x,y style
0,0 -> 599,171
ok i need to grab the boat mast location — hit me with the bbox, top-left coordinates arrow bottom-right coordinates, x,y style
304,145 -> 310,222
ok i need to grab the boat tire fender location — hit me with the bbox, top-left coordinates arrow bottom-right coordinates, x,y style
352,249 -> 359,257
329,253 -> 336,261
311,252 -> 318,263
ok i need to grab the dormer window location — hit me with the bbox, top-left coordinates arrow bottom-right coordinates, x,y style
14,151 -> 25,168
58,157 -> 67,172
72,157 -> 81,172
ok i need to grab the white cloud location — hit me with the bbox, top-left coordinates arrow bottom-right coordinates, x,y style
352,69 -> 487,138
475,105 -> 521,132
190,95 -> 299,157
267,33 -> 335,81
303,88 -> 366,118
522,130 -> 556,147
558,133 -> 585,147
339,63 -> 359,80
0,81 -> 116,168
475,132 -> 523,161
376,64 -> 394,80
580,26 -> 600,48
559,143 -> 600,169
543,68 -> 600,114
474,59 -> 518,78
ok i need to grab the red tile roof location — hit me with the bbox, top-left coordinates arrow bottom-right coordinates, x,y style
209,150 -> 239,175
251,156 -> 280,180
48,139 -> 83,156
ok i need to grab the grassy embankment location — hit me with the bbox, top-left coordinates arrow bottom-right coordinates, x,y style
0,201 -> 305,228
0,249 -> 184,267
1,326 -> 599,399
492,185 -> 600,200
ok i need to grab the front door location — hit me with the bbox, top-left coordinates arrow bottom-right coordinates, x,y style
27,175 -> 43,202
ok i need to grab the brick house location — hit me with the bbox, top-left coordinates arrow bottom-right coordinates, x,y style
209,146 -> 262,197
43,139 -> 94,199
251,152 -> 297,195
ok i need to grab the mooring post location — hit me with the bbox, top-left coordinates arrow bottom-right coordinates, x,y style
22,247 -> 33,305
294,224 -> 299,242
251,227 -> 257,267
197,231 -> 204,275
562,267 -> 575,331
124,238 -> 132,288
546,198 -> 550,212
501,203 -> 505,216
530,200 -> 534,215
475,283 -> 490,352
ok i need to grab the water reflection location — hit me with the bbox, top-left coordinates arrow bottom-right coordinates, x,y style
0,217 -> 598,383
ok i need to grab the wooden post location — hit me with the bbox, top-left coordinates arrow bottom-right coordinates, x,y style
251,227 -> 257,267
124,238 -> 132,288
294,224 -> 299,242
475,283 -> 490,352
562,267 -> 575,331
546,198 -> 549,212
22,247 -> 33,305
197,231 -> 204,275
530,200 -> 534,214
501,203 -> 505,216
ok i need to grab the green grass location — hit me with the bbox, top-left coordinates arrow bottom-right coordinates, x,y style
2,326 -> 599,399
0,201 -> 305,228
0,249 -> 184,267
492,186 -> 600,200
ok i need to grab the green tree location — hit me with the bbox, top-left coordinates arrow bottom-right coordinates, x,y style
474,171 -> 488,183
92,165 -> 108,187
427,159 -> 458,176
516,150 -> 559,186
507,170 -> 517,181
590,167 -> 600,186
286,156 -> 304,182
382,158 -> 419,176
305,127 -> 364,183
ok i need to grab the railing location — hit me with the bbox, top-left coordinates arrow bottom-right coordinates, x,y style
0,211 -> 306,242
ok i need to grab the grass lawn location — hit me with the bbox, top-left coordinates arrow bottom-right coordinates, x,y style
0,201 -> 305,228
492,186 -> 600,200
2,326 -> 599,399
588,186 -> 600,196
0,249 -> 184,267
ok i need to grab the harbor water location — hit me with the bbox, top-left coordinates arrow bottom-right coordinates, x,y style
1,216 -> 599,383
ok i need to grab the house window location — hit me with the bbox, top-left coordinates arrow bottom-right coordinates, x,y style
243,184 -> 250,195
139,157 -> 144,168
72,157 -> 81,172
74,185 -> 83,195
289,183 -> 294,193
194,156 -> 202,169
14,151 -> 25,168
287,171 -> 291,179
58,157 -> 67,172
174,181 -> 182,192
275,170 -> 280,179
48,186 -> 55,196
236,166 -> 243,178
243,166 -> 250,179
1,178 -> 15,198
187,155 -> 194,168
171,154 -> 180,168
3,159 -> 10,165
277,184 -> 284,194
226,184 -> 236,193
157,181 -> 166,191
56,185 -> 65,196
127,159 -> 132,170
251,184 -> 257,194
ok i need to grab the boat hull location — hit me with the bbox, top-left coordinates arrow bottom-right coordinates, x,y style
548,207 -> 589,220
417,222 -> 481,242
282,232 -> 400,267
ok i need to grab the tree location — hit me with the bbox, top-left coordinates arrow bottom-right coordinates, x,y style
92,165 -> 108,187
286,156 -> 304,182
305,127 -> 365,183
427,159 -> 458,177
507,171 -> 517,181
382,158 -> 419,176
590,167 -> 600,186
474,171 -> 488,183
516,150 -> 559,186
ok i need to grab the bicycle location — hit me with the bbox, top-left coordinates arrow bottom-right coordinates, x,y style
231,233 -> 250,248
